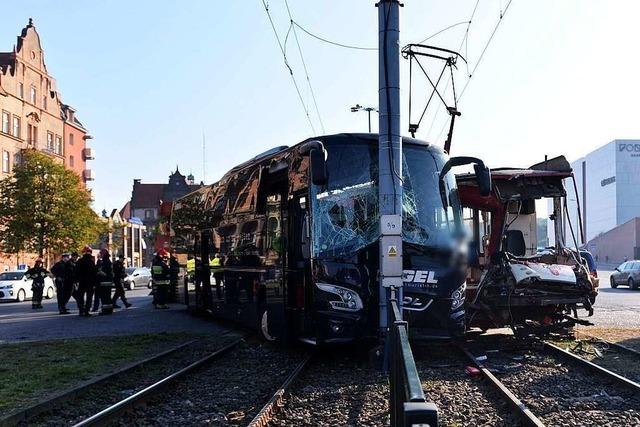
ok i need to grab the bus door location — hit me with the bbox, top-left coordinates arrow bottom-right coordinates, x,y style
258,167 -> 288,341
286,193 -> 310,339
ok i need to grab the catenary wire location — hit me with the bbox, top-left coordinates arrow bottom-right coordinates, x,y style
425,0 -> 480,139
292,21 -> 377,51
293,20 -> 470,51
284,0 -> 325,134
433,0 -> 515,144
261,0 -> 316,135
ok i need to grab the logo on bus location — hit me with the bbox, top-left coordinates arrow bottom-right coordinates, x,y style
402,270 -> 438,287
402,295 -> 433,311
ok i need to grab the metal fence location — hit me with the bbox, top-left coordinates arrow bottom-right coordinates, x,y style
388,286 -> 438,427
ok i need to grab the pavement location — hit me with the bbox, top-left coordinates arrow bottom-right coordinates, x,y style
0,288 -> 226,343
588,270 -> 640,328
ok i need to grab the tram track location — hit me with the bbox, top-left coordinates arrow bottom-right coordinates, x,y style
6,331 -> 243,427
266,349 -> 390,427
459,335 -> 640,426
413,343 -> 526,426
109,337 -> 305,426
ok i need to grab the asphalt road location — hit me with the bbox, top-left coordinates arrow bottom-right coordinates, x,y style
0,288 -> 225,343
589,270 -> 640,328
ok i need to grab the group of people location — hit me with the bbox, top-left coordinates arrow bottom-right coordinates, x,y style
23,246 -> 182,314
25,246 -> 132,316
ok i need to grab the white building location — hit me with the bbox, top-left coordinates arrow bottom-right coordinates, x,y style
554,139 -> 640,246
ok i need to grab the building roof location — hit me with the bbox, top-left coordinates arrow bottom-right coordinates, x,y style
131,183 -> 165,208
120,201 -> 131,219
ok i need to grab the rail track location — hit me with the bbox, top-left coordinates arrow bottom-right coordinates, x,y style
263,349 -> 390,426
457,335 -> 640,426
2,331 -> 242,427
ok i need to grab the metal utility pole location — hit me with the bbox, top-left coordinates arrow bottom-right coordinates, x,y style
350,104 -> 378,132
377,0 -> 403,334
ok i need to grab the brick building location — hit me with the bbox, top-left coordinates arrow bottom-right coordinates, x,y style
0,19 -> 93,185
125,168 -> 201,264
0,19 -> 94,269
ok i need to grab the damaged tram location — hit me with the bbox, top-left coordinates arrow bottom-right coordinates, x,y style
172,133 -> 490,344
456,156 -> 599,335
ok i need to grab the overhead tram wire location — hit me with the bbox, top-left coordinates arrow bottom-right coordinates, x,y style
425,0 -> 480,139
261,0 -> 316,135
293,20 -> 471,52
284,0 -> 325,134
291,21 -> 377,51
433,0 -> 514,143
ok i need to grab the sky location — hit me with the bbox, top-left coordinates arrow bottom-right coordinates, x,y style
1,1 -> 640,213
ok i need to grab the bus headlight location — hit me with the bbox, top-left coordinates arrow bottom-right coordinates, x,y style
316,283 -> 363,312
451,282 -> 466,311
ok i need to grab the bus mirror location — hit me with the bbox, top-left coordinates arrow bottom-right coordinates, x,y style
440,156 -> 491,197
474,163 -> 492,196
299,140 -> 328,186
309,148 -> 328,186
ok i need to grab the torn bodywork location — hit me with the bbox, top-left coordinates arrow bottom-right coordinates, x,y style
457,156 -> 598,335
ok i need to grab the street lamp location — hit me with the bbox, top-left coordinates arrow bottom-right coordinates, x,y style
350,104 -> 378,133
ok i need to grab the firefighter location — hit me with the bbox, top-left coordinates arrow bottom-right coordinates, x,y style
51,253 -> 71,314
210,253 -> 224,300
68,252 -> 79,308
111,257 -> 131,308
96,249 -> 114,315
75,246 -> 96,316
186,255 -> 196,281
151,249 -> 171,309
169,253 -> 180,303
25,259 -> 49,309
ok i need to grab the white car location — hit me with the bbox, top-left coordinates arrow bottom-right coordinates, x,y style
0,271 -> 55,302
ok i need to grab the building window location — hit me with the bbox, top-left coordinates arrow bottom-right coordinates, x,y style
12,116 -> 20,138
1,111 -> 9,134
18,82 -> 23,99
27,124 -> 37,146
69,155 -> 74,167
42,95 -> 47,110
69,133 -> 74,145
2,151 -> 9,173
55,135 -> 62,155
30,86 -> 37,105
47,132 -> 53,151
144,209 -> 154,219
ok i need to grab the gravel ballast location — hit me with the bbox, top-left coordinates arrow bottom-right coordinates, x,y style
470,337 -> 640,427
116,338 -> 303,426
269,350 -> 389,427
415,344 -> 519,427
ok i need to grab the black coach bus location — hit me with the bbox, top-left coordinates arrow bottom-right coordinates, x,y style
172,133 -> 490,344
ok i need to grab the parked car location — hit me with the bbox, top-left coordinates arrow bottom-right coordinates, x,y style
123,267 -> 152,290
0,271 -> 55,302
610,260 -> 640,290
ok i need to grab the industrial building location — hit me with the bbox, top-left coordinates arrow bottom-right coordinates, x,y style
550,139 -> 640,264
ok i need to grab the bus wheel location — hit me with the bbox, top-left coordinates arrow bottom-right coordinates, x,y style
259,309 -> 277,342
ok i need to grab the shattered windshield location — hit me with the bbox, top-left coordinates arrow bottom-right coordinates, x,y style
402,145 -> 462,248
311,140 -> 462,258
311,142 -> 379,258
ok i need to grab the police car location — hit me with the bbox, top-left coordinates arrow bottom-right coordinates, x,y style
0,271 -> 55,302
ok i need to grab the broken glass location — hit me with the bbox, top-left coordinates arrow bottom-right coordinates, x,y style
311,142 -> 379,258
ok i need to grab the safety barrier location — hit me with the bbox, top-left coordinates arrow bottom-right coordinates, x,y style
388,286 -> 438,427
